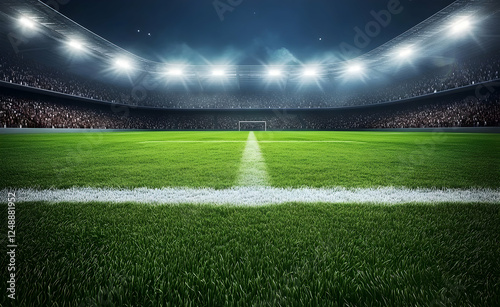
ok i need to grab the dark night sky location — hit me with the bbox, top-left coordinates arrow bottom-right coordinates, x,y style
58,0 -> 456,64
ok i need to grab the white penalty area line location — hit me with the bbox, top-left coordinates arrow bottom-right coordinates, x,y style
2,187 -> 499,206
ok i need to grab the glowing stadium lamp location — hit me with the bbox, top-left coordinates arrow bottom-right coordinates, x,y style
212,69 -> 225,77
67,40 -> 84,51
303,68 -> 318,77
449,17 -> 471,36
167,69 -> 183,76
114,58 -> 132,71
398,47 -> 413,59
347,63 -> 363,75
19,16 -> 36,29
268,69 -> 282,77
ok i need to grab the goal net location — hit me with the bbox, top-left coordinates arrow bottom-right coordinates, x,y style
238,121 -> 267,131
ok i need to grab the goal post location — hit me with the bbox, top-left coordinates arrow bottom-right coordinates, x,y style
238,121 -> 267,131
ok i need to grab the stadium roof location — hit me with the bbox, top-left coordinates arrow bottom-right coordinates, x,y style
1,0 -> 499,84
353,0 -> 500,69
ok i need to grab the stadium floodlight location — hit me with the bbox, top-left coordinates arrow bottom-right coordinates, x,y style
212,69 -> 225,77
341,62 -> 366,80
449,16 -> 471,36
347,63 -> 363,74
268,69 -> 282,77
398,47 -> 413,59
67,40 -> 84,51
167,68 -> 183,76
19,16 -> 36,29
303,68 -> 318,77
114,58 -> 132,71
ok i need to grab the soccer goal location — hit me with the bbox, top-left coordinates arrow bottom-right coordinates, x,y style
238,121 -> 267,131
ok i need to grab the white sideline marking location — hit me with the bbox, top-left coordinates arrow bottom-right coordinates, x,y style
139,141 -> 365,143
237,132 -> 270,186
2,187 -> 499,206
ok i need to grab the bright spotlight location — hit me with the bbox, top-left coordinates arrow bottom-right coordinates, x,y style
347,64 -> 363,74
212,69 -> 225,76
303,68 -> 318,77
268,69 -> 282,77
19,17 -> 35,29
398,47 -> 413,59
167,69 -> 183,76
450,17 -> 471,35
114,58 -> 132,71
67,40 -> 84,51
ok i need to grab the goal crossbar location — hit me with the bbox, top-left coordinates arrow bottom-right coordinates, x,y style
238,121 -> 267,131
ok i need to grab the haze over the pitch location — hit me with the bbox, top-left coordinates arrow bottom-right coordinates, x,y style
58,0 -> 455,64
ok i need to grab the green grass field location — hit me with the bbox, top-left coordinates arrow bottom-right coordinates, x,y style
1,131 -> 499,189
1,131 -> 499,306
2,202 -> 499,306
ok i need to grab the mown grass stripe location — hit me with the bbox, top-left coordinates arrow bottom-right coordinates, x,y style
236,132 -> 270,187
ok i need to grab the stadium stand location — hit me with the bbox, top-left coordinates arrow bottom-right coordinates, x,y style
1,0 -> 499,129
2,87 -> 499,130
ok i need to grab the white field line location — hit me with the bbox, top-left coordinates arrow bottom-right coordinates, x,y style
2,187 -> 499,206
237,132 -> 270,187
139,141 -> 365,143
